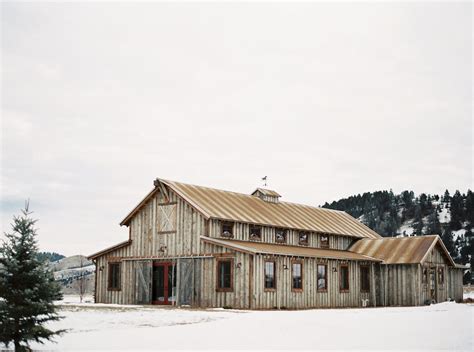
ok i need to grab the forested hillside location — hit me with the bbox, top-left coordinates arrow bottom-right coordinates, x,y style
322,189 -> 473,281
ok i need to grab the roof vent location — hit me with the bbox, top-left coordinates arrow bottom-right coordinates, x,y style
251,188 -> 281,203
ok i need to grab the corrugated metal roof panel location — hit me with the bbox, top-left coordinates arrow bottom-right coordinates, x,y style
201,236 -> 381,261
160,179 -> 381,239
349,235 -> 456,266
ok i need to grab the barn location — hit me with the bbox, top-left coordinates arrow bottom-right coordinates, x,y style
88,178 -> 464,309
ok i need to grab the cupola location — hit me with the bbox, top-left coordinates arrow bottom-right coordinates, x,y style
251,188 -> 281,203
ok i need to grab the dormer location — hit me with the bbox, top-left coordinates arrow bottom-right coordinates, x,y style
251,188 -> 281,203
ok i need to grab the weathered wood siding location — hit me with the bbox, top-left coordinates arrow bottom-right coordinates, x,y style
251,256 -> 375,309
447,268 -> 463,302
377,264 -> 419,306
209,220 -> 354,250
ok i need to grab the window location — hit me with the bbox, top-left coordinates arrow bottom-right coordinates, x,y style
299,232 -> 309,245
157,203 -> 177,234
221,222 -> 234,238
292,261 -> 303,291
264,261 -> 276,290
340,264 -> 349,291
216,259 -> 233,291
422,267 -> 428,284
108,262 -> 121,290
438,267 -> 444,285
360,265 -> 370,292
275,228 -> 287,243
250,225 -> 262,241
317,264 -> 327,291
320,235 -> 329,248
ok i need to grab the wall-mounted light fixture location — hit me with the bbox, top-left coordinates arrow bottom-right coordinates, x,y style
332,267 -> 337,273
236,262 -> 242,269
99,265 -> 104,272
159,245 -> 167,252
283,264 -> 289,270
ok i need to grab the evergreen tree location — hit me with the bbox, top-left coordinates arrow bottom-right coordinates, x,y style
0,204 -> 65,351
441,227 -> 456,259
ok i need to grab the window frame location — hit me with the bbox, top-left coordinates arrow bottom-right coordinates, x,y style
107,262 -> 122,291
264,260 -> 277,291
422,267 -> 428,284
298,231 -> 309,246
275,228 -> 287,244
317,264 -> 328,292
291,260 -> 303,292
221,221 -> 234,238
360,265 -> 370,293
438,267 -> 445,285
249,225 -> 262,241
320,234 -> 329,248
216,258 -> 234,292
339,264 -> 350,292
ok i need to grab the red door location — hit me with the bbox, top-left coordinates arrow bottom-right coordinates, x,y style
152,262 -> 176,305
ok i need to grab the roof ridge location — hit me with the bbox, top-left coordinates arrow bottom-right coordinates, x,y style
160,178 -> 347,214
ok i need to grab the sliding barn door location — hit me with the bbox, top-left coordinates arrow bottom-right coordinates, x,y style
135,260 -> 152,304
178,258 -> 201,306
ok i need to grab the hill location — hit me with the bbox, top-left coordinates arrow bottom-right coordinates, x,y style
322,189 -> 473,282
49,255 -> 95,295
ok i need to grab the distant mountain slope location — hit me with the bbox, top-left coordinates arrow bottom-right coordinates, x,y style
49,255 -> 95,295
322,189 -> 473,281
37,251 -> 65,262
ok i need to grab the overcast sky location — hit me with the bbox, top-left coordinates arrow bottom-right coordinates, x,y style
1,2 -> 472,256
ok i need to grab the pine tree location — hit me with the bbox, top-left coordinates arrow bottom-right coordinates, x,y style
0,204 -> 65,351
441,227 -> 456,259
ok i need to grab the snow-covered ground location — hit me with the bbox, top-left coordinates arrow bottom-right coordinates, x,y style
24,300 -> 473,351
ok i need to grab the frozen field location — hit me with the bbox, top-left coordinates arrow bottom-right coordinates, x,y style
22,297 -> 473,351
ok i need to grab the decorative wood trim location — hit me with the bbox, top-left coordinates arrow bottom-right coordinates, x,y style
107,262 -> 122,291
317,263 -> 328,292
360,264 -> 370,293
156,202 -> 177,206
216,257 -> 234,292
264,259 -> 277,291
291,259 -> 303,292
156,231 -> 177,235
339,264 -> 349,292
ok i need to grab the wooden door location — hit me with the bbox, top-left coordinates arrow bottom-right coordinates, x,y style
135,261 -> 152,304
152,262 -> 176,305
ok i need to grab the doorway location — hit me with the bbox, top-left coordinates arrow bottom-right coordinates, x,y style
152,262 -> 176,305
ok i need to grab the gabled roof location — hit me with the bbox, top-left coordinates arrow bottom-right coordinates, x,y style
88,240 -> 131,260
201,236 -> 381,262
349,235 -> 456,266
121,178 -> 381,239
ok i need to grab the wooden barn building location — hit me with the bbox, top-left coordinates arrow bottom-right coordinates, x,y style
89,178 -> 464,309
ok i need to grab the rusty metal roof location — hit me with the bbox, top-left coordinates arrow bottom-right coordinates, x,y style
155,179 -> 381,239
202,236 -> 381,261
349,235 -> 456,266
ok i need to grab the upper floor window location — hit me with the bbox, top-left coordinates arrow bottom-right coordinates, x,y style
221,221 -> 234,238
108,262 -> 121,291
275,228 -> 287,243
249,225 -> 262,241
340,264 -> 349,292
360,265 -> 370,292
216,258 -> 233,291
299,232 -> 309,245
264,261 -> 276,290
292,261 -> 303,291
317,264 -> 327,291
320,235 -> 329,248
